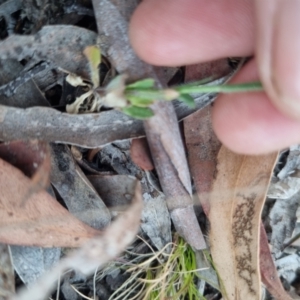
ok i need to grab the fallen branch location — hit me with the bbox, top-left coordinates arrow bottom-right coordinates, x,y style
0,106 -> 144,147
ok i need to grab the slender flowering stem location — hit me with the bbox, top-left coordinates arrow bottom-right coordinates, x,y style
125,81 -> 263,102
174,81 -> 263,94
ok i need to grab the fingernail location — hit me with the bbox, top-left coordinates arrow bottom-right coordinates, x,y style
271,0 -> 300,118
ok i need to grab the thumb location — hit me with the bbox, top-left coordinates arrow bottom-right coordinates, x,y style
255,0 -> 300,119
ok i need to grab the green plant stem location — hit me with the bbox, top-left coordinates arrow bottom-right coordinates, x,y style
125,81 -> 263,102
175,81 -> 263,94
125,89 -> 173,101
122,80 -> 264,118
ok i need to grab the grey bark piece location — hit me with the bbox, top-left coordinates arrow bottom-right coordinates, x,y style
110,0 -> 139,22
61,271 -> 85,300
21,0 -> 90,31
0,106 -> 145,147
275,254 -> 300,284
98,142 -> 172,250
268,145 -> 300,199
0,0 -> 21,16
90,173 -> 171,250
22,0 -> 64,24
0,61 -> 51,99
277,145 -> 300,180
88,174 -> 136,213
268,175 -> 300,200
195,250 -> 219,291
0,243 -> 15,298
0,59 -> 49,106
99,141 -> 142,176
269,193 -> 300,258
0,0 -> 22,34
170,206 -> 206,250
10,246 -> 61,285
140,177 -> 171,250
33,67 -> 64,93
61,280 -> 81,300
50,143 -> 111,229
140,171 -> 171,250
0,25 -> 99,79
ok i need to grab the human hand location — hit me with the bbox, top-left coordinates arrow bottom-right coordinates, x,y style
129,0 -> 300,154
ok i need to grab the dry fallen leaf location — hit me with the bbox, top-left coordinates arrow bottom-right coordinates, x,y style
0,59 -> 49,107
0,157 -> 101,247
130,138 -> 154,171
12,182 -> 143,300
88,174 -> 136,213
0,140 -> 51,204
209,146 -> 277,300
184,106 -> 221,215
184,107 -> 289,298
259,223 -> 293,300
9,245 -> 60,286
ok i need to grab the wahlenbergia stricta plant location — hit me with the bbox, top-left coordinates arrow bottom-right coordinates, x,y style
66,45 -> 264,119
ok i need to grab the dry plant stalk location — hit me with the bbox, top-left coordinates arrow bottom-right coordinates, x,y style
209,146 -> 278,300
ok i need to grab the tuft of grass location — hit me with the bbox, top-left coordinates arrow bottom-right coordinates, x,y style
83,234 -> 209,300
142,234 -> 207,300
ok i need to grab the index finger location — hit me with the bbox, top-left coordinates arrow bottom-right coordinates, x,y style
129,0 -> 255,66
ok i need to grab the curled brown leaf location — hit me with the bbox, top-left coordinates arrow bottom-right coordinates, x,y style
0,157 -> 100,248
12,182 -> 143,300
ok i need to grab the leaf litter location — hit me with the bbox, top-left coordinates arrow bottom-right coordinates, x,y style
0,0 -> 299,299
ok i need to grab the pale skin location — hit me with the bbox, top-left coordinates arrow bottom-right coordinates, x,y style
129,0 -> 300,155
